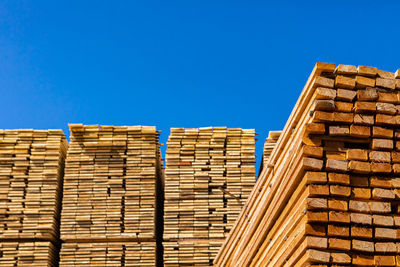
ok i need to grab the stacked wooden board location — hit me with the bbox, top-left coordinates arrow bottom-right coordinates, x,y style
164,127 -> 256,266
0,129 -> 67,267
0,241 -> 58,266
260,131 -> 281,175
163,239 -> 224,266
59,124 -> 163,265
0,129 -> 67,241
215,63 -> 400,266
59,242 -> 156,266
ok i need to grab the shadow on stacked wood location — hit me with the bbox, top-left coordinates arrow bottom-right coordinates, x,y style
215,63 -> 400,266
163,127 -> 256,266
59,124 -> 163,266
0,129 -> 67,266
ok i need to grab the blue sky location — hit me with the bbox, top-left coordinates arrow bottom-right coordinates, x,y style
1,1 -> 400,171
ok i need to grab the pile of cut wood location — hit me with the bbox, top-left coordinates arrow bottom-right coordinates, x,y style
0,129 -> 67,266
215,63 -> 400,266
164,127 -> 256,266
60,242 -> 156,266
59,124 -> 163,266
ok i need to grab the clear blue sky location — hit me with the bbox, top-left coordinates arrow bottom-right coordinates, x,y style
1,1 -> 400,171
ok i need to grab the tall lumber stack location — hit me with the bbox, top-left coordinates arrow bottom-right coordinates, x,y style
260,131 -> 281,175
59,124 -> 163,266
0,129 -> 67,266
164,127 -> 256,266
215,63 -> 400,266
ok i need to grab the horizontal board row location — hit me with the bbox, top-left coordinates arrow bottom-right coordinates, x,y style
59,242 -> 156,266
0,241 -> 57,267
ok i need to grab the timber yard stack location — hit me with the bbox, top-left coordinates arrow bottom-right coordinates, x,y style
59,124 -> 163,266
260,131 -> 281,175
0,129 -> 67,266
164,127 -> 256,266
60,242 -> 156,266
215,63 -> 400,266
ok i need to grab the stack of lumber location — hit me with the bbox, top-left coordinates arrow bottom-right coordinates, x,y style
215,63 -> 400,266
59,242 -> 156,266
164,127 -> 256,266
60,124 -> 163,265
0,129 -> 66,267
260,131 -> 281,175
163,240 -> 223,266
0,129 -> 67,241
0,241 -> 58,266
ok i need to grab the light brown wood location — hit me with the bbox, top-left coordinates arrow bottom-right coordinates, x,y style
215,63 -> 400,267
0,130 -> 67,241
357,65 -> 378,77
0,242 -> 58,266
164,127 -> 256,265
60,242 -> 156,266
60,125 -> 163,241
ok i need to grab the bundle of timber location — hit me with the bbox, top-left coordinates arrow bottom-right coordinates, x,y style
164,127 -> 256,266
260,131 -> 281,175
163,240 -> 223,266
215,63 -> 400,266
59,242 -> 156,266
0,129 -> 67,241
60,124 -> 163,265
0,241 -> 58,266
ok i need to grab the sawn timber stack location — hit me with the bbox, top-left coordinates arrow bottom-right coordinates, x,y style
59,124 -> 163,266
0,129 -> 67,267
164,127 -> 256,266
214,63 -> 400,266
260,131 -> 281,175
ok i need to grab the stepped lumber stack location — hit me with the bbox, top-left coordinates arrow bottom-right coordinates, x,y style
59,124 -> 163,265
215,63 -> 400,266
164,127 -> 256,266
260,131 -> 281,174
0,129 -> 67,266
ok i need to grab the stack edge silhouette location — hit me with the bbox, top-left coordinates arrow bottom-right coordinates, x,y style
215,63 -> 400,266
